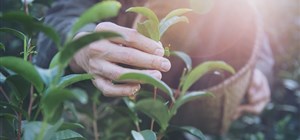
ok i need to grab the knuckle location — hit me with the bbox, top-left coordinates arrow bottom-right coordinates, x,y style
122,51 -> 134,64
95,22 -> 116,31
126,29 -> 139,45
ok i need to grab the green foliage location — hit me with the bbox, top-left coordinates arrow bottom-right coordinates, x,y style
181,61 -> 235,94
118,72 -> 174,102
0,12 -> 61,47
170,51 -> 192,71
135,99 -> 170,131
131,130 -> 157,140
0,57 -> 44,92
126,7 -> 192,41
71,1 -> 121,37
42,88 -> 87,121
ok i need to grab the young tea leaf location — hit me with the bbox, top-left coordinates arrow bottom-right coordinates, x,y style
58,74 -> 93,88
131,130 -> 156,140
171,91 -> 212,115
0,57 -> 44,92
126,7 -> 159,26
159,16 -> 189,38
71,1 -> 121,36
170,51 -> 192,72
181,61 -> 235,94
162,9 -> 192,22
126,7 -> 160,41
135,99 -> 170,131
60,32 -> 121,66
118,72 -> 174,102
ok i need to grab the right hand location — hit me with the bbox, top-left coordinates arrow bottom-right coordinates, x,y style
69,22 -> 171,97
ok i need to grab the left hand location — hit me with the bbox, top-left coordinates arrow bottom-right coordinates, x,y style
232,68 -> 271,120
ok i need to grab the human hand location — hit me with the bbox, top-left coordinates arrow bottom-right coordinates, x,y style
69,22 -> 171,97
232,69 -> 271,120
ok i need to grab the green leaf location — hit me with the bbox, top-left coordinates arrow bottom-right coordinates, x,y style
171,91 -> 212,115
0,27 -> 26,40
189,0 -> 214,14
58,74 -> 93,88
126,7 -> 160,41
0,72 -> 6,84
44,119 -> 64,140
0,57 -> 44,92
159,16 -> 189,38
0,102 -> 28,118
181,61 -> 235,94
71,1 -> 121,36
42,88 -> 88,120
59,122 -> 84,131
118,72 -> 174,102
0,12 -> 61,47
35,66 -> 59,87
170,51 -> 192,71
49,52 -> 60,68
126,7 -> 159,26
162,9 -> 192,22
131,130 -> 156,140
137,20 -> 160,41
112,106 -> 140,126
50,130 -> 85,140
60,32 -> 121,66
22,121 -> 51,140
5,75 -> 31,101
168,126 -> 206,140
0,43 -> 5,51
135,99 -> 170,130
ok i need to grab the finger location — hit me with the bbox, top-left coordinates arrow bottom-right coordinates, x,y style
95,22 -> 165,56
89,59 -> 162,80
237,101 -> 267,116
92,76 -> 141,97
89,41 -> 171,72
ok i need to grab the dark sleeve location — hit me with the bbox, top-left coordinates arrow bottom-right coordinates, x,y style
33,0 -> 96,68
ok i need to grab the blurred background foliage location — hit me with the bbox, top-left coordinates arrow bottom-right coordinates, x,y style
1,0 -> 299,140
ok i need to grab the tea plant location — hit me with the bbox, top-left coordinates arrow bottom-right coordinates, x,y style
0,1 -> 235,140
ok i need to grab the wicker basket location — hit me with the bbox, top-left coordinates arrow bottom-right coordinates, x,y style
169,22 -> 263,135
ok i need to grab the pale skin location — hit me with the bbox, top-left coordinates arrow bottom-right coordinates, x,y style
70,22 -> 271,118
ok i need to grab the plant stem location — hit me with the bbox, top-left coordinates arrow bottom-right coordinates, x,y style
17,103 -> 23,140
92,102 -> 99,140
150,87 -> 157,131
27,85 -> 35,119
135,123 -> 141,132
23,0 -> 29,15
0,86 -> 10,102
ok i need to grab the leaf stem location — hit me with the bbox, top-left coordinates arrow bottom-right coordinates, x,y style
150,87 -> 157,131
27,85 -> 35,119
92,102 -> 99,140
17,103 -> 23,140
0,86 -> 10,102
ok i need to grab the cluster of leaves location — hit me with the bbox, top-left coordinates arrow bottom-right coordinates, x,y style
0,1 -> 235,140
0,1 -> 121,140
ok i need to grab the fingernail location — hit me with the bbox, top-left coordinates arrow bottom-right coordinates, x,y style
160,59 -> 171,72
154,49 -> 164,56
150,71 -> 162,79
